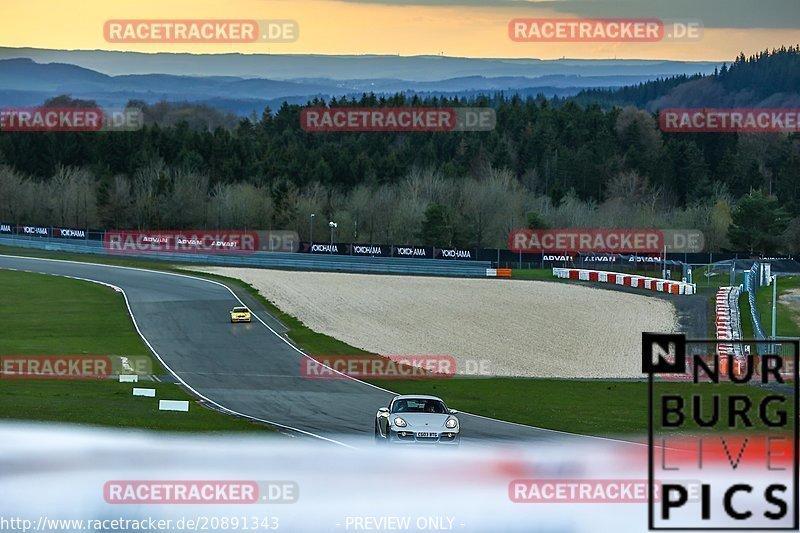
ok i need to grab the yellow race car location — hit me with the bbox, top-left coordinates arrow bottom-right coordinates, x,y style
230,306 -> 252,323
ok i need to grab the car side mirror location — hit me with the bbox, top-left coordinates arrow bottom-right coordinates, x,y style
378,407 -> 389,416
449,409 -> 458,414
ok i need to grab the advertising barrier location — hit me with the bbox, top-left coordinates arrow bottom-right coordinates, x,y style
393,245 -> 434,259
435,247 -> 475,260
302,242 -> 350,255
53,227 -> 90,239
301,242 -> 439,260
18,225 -> 50,238
104,231 -> 260,254
349,244 -> 391,257
0,220 -> 776,270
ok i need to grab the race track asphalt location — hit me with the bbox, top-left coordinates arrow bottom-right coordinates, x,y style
0,254 -> 623,448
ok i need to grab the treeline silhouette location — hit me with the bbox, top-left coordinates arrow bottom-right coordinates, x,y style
571,45 -> 800,109
0,47 -> 798,253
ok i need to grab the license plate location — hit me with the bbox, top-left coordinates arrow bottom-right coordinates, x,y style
416,432 -> 437,438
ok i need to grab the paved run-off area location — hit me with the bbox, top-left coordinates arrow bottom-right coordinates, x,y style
193,267 -> 678,379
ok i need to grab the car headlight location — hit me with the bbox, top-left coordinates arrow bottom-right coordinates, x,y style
445,417 -> 458,429
393,417 -> 407,427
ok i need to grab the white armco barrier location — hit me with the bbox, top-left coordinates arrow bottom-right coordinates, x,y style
551,268 -> 696,295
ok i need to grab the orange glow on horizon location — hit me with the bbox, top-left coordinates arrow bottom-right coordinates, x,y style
0,0 -> 797,61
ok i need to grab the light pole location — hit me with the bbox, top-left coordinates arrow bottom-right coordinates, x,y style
310,213 -> 315,247
771,274 -> 777,340
329,221 -> 337,252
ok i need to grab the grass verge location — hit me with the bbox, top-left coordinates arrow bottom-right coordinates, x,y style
739,275 -> 800,340
0,379 -> 267,431
754,276 -> 800,338
0,268 -> 271,432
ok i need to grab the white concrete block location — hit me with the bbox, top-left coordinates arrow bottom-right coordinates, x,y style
159,400 -> 190,412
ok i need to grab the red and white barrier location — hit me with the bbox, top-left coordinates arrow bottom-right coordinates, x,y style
716,286 -> 746,377
552,268 -> 696,295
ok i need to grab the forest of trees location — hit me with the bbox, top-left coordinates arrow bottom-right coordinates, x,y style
0,48 -> 798,253
571,45 -> 800,109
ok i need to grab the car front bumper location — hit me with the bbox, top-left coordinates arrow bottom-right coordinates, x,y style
388,429 -> 460,445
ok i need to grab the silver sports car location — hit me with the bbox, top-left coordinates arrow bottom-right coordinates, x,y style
374,395 -> 460,445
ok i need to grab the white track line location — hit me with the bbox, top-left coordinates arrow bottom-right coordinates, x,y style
0,254 -> 642,446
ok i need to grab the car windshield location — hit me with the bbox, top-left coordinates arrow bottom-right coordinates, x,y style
392,398 -> 446,414
233,308 -> 248,313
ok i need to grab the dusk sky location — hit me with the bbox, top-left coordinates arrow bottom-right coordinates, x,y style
3,0 -> 799,60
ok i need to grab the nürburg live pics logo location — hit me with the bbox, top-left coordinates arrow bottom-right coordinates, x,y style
643,333 -> 799,530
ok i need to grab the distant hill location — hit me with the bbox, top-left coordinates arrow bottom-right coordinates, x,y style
0,52 -> 719,115
0,47 -> 720,81
0,57 -> 110,89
